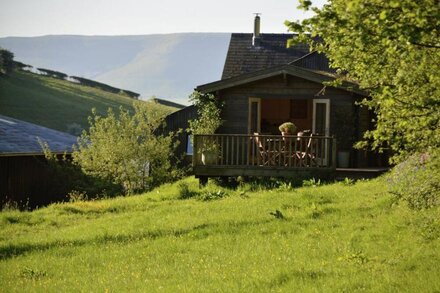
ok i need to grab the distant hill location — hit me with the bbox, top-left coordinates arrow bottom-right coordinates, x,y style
0,33 -> 231,105
0,68 -> 178,135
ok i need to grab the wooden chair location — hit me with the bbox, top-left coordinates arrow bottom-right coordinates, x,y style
296,134 -> 318,167
253,133 -> 279,166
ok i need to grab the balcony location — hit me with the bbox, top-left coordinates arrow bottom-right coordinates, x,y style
193,134 -> 336,180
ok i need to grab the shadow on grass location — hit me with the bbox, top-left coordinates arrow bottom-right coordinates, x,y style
268,269 -> 330,289
0,218 -> 274,260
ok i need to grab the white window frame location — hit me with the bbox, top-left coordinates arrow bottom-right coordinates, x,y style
248,97 -> 261,134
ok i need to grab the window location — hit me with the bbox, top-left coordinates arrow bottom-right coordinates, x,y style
290,99 -> 308,119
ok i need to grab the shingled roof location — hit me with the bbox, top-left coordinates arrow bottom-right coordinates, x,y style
0,115 -> 77,156
221,33 -> 335,80
221,33 -> 309,79
289,51 -> 334,72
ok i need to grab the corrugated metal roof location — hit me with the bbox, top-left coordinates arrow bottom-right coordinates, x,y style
0,115 -> 77,156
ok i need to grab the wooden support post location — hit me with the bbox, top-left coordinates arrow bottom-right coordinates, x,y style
199,176 -> 208,188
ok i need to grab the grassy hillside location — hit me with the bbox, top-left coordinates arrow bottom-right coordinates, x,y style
0,177 -> 438,292
0,70 -> 176,133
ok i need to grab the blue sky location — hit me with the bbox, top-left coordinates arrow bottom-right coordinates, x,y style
0,0 -> 327,37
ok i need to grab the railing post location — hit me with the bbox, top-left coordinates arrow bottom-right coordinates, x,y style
332,137 -> 337,169
192,135 -> 197,167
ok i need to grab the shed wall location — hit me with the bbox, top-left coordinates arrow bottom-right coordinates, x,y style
0,155 -> 70,208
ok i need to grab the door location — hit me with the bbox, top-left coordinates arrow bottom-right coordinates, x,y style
313,99 -> 330,165
313,99 -> 330,136
248,97 -> 261,134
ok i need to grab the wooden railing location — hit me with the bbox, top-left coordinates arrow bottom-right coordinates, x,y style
193,134 -> 336,169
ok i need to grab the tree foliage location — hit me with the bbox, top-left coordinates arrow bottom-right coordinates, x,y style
0,48 -> 14,75
73,101 -> 175,194
188,91 -> 223,135
286,0 -> 440,163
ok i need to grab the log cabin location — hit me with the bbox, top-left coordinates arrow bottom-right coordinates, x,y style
166,16 -> 388,183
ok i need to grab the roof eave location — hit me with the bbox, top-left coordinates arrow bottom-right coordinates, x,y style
196,65 -> 368,96
0,151 -> 73,157
197,66 -> 289,93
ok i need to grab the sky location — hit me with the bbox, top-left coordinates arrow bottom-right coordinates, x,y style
0,0 -> 327,37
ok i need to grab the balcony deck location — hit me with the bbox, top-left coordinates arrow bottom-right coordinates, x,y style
193,134 -> 336,181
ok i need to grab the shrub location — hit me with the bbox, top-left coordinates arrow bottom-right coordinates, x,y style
41,141 -> 123,200
388,149 -> 440,209
302,178 -> 322,187
73,101 -> 176,194
198,189 -> 228,201
188,91 -> 223,135
68,190 -> 88,202
341,178 -> 355,186
177,182 -> 197,199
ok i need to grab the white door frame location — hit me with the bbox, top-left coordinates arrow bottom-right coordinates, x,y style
312,99 -> 330,136
312,99 -> 331,166
248,97 -> 261,134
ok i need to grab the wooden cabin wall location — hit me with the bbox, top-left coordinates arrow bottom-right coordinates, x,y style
218,75 -> 354,133
216,74 -> 376,167
0,155 -> 70,208
164,106 -> 197,166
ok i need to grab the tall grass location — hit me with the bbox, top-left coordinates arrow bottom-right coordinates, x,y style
0,177 -> 439,292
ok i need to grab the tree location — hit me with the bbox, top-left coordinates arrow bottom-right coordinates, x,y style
286,0 -> 440,163
0,48 -> 14,75
188,91 -> 223,136
73,101 -> 175,194
188,91 -> 223,157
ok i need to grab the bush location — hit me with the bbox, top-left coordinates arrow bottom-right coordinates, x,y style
188,91 -> 223,135
41,142 -> 123,200
302,178 -> 322,187
198,189 -> 228,201
388,149 -> 440,209
177,182 -> 197,199
73,101 -> 176,194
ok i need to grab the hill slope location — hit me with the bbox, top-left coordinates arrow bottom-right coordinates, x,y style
0,69 -> 176,134
0,33 -> 231,104
0,177 -> 439,291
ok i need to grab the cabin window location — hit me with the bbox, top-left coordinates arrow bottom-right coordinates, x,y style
186,135 -> 193,155
290,99 -> 308,119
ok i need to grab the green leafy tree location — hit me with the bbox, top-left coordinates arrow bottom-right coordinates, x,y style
188,91 -> 224,155
0,48 -> 14,75
188,91 -> 223,135
286,0 -> 440,163
73,101 -> 175,194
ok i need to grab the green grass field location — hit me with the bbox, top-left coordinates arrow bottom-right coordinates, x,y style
1,177 -> 439,292
0,70 -> 176,133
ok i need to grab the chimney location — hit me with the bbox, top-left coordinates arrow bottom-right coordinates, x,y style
252,13 -> 261,46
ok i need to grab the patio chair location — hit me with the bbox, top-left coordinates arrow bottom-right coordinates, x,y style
296,133 -> 318,167
253,133 -> 279,166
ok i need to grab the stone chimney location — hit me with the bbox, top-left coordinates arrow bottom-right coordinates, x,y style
252,13 -> 261,47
